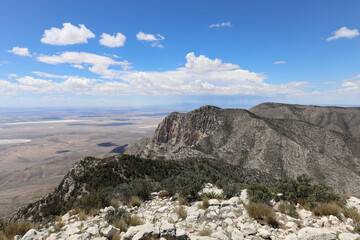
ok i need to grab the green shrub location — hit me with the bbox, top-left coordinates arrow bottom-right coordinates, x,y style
246,203 -> 279,228
202,192 -> 222,200
247,184 -> 273,205
222,182 -> 243,199
106,208 -> 129,224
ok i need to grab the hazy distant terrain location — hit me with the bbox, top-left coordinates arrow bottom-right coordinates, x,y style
0,108 -> 170,219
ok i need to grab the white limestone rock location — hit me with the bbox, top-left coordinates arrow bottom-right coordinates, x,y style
21,229 -> 39,240
297,227 -> 335,240
338,233 -> 360,240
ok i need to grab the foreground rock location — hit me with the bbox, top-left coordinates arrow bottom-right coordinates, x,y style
16,185 -> 360,240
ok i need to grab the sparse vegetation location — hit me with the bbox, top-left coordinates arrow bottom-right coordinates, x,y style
175,206 -> 187,220
246,203 -> 279,228
198,229 -> 211,236
0,221 -> 39,240
202,192 -> 222,200
112,218 -> 127,232
127,196 -> 142,208
247,183 -> 273,205
312,202 -> 342,219
278,202 -> 299,218
177,196 -> 187,206
201,198 -> 209,209
158,191 -> 169,198
128,215 -> 143,226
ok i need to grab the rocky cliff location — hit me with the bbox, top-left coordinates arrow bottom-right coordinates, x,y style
126,105 -> 360,195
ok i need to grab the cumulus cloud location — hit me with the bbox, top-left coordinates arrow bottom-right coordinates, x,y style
327,27 -> 359,41
3,52 -> 310,97
273,61 -> 286,64
8,47 -> 31,56
136,32 -> 165,48
41,23 -> 95,45
99,32 -> 126,47
209,21 -> 231,28
36,51 -> 132,78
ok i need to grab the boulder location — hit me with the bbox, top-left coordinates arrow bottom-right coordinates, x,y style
258,228 -> 270,239
86,225 -> 99,235
208,199 -> 220,206
175,229 -> 190,240
100,225 -> 120,239
297,227 -> 335,240
239,190 -> 249,205
160,222 -> 176,237
338,233 -> 360,240
21,229 -> 39,240
240,223 -> 257,236
122,223 -> 160,240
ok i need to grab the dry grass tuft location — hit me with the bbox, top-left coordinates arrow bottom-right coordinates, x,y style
178,196 -> 187,206
55,216 -> 62,223
277,202 -> 299,218
55,221 -> 65,232
110,198 -> 119,207
312,202 -> 342,219
1,221 -> 38,240
79,209 -> 87,221
88,208 -> 100,217
175,206 -> 187,220
112,218 -> 128,232
198,229 -> 212,236
68,208 -> 81,217
127,196 -> 142,208
128,215 -> 143,226
200,198 -> 209,209
343,206 -> 360,223
246,203 -> 279,228
158,191 -> 169,198
111,232 -> 121,240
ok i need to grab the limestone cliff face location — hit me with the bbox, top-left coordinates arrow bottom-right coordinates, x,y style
126,104 -> 360,195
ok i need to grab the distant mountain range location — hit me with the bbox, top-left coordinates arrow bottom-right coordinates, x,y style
126,103 -> 360,195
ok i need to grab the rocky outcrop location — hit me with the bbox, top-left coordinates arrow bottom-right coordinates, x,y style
126,105 -> 360,195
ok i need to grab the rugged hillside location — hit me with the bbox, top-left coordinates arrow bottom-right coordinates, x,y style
12,154 -> 273,222
126,105 -> 360,195
250,102 -> 360,138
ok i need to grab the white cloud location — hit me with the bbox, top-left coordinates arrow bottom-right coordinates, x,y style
273,61 -> 286,64
36,51 -> 132,78
327,27 -> 359,41
41,23 -> 95,45
0,53 -> 312,97
209,21 -> 231,28
99,32 -> 126,47
136,32 -> 165,48
72,64 -> 85,69
8,74 -> 18,79
8,47 -> 31,56
136,32 -> 165,41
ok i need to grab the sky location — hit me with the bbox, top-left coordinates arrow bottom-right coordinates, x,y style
0,0 -> 360,108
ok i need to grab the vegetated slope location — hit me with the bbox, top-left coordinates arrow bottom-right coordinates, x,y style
11,154 -> 273,222
126,105 -> 360,195
249,102 -> 360,138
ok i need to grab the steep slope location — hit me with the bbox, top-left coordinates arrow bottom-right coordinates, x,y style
249,102 -> 360,138
126,105 -> 360,195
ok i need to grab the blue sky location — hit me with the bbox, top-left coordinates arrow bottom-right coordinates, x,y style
1,0 -> 360,108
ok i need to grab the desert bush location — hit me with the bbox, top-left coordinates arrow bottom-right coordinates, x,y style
111,232 -> 121,240
175,206 -> 187,220
247,184 -> 273,205
312,202 -> 342,219
68,208 -> 81,217
55,221 -> 65,232
178,196 -> 187,206
115,179 -> 154,204
106,208 -> 129,224
158,191 -> 169,198
222,182 -> 243,199
246,203 -> 279,228
273,175 -> 341,209
127,196 -> 142,208
110,198 -> 119,207
198,229 -> 211,236
277,202 -> 299,218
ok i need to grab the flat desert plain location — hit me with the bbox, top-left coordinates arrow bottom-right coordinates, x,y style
0,108 -> 170,219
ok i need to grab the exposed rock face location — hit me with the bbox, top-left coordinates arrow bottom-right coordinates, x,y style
250,102 -> 360,138
126,105 -> 360,195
